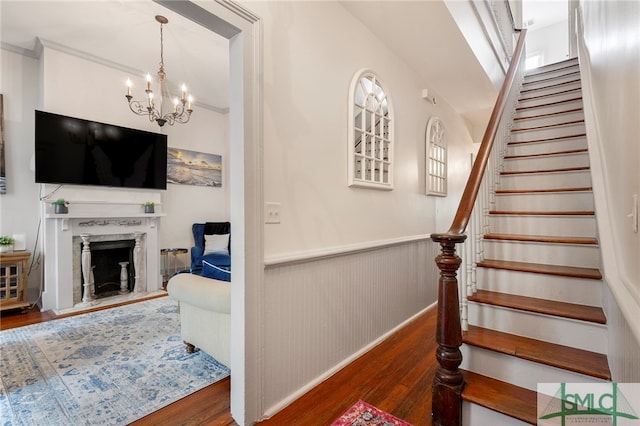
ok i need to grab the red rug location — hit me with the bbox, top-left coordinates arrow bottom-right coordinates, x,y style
331,400 -> 413,426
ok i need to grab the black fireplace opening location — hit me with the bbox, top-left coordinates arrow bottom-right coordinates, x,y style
81,239 -> 135,299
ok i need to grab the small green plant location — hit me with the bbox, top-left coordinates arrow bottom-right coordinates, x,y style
0,236 -> 14,246
143,201 -> 155,207
52,198 -> 69,206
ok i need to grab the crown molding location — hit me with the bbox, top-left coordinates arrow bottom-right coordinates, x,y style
2,38 -> 229,114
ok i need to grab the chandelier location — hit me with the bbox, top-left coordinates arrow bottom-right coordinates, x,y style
125,15 -> 193,127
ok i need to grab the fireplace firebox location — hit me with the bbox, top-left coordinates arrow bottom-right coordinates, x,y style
81,239 -> 135,298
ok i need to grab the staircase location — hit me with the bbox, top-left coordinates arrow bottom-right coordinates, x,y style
460,58 -> 611,425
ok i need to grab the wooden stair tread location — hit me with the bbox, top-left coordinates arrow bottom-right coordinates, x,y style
519,87 -> 582,102
484,233 -> 598,245
468,289 -> 607,324
523,70 -> 580,85
504,148 -> 588,160
461,369 -> 537,425
463,326 -> 611,380
489,210 -> 594,216
525,60 -> 578,75
514,107 -> 582,120
477,258 -> 602,279
511,120 -> 585,133
520,80 -> 581,95
508,133 -> 586,145
496,187 -> 592,194
516,97 -> 582,111
501,166 -> 590,175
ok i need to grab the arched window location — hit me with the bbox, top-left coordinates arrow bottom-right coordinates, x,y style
348,70 -> 394,190
425,116 -> 447,196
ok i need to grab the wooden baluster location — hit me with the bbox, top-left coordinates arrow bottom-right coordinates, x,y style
431,233 -> 466,426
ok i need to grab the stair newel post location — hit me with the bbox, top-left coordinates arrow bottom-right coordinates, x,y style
431,233 -> 467,426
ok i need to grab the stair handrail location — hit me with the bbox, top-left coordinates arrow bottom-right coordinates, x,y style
430,28 -> 527,426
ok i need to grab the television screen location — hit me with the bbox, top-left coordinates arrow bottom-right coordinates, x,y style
35,111 -> 167,190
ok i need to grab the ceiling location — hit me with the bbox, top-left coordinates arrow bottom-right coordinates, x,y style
1,0 -> 230,111
523,0 -> 568,30
1,0 -> 567,129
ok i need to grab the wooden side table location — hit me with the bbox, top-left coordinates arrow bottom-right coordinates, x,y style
0,251 -> 31,312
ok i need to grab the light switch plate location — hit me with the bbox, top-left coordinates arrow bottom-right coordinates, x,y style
265,202 -> 281,224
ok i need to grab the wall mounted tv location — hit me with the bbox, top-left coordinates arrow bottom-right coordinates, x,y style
35,110 -> 167,190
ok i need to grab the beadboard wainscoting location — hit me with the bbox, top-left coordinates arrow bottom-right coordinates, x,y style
261,236 -> 440,416
605,285 -> 640,382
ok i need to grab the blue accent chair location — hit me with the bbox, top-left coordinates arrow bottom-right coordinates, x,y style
190,222 -> 231,275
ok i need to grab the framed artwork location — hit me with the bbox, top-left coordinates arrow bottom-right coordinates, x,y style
0,94 -> 5,194
167,147 -> 222,187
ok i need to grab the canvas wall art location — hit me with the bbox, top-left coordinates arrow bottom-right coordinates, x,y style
0,94 -> 6,194
167,147 -> 222,187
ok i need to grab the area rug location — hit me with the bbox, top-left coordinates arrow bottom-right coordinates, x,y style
331,400 -> 413,426
0,296 -> 230,425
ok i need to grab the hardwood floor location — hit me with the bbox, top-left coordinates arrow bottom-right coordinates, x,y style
1,300 -> 438,426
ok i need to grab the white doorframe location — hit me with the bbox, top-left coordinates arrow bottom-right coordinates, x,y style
155,1 -> 263,424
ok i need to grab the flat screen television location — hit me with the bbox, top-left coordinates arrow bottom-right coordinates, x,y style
35,110 -> 167,190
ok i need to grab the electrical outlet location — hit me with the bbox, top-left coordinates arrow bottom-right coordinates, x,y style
265,202 -> 281,224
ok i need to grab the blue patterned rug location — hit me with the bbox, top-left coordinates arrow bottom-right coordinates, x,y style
0,296 -> 230,425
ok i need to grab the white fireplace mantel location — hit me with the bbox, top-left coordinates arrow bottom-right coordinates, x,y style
41,202 -> 163,312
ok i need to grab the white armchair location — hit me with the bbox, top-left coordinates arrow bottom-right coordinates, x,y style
167,273 -> 231,367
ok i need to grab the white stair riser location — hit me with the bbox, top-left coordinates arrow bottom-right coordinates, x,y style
524,67 -> 580,83
503,153 -> 590,171
516,99 -> 584,117
513,109 -> 584,129
476,268 -> 602,306
508,137 -> 587,156
510,123 -> 585,142
461,345 -> 608,391
468,303 -> 607,353
488,215 -> 597,237
518,91 -> 582,109
483,240 -> 601,269
519,80 -> 582,99
498,170 -> 592,189
494,192 -> 594,211
462,402 -> 530,426
522,74 -> 580,92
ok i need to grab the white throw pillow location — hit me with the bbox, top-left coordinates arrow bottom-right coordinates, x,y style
204,233 -> 230,255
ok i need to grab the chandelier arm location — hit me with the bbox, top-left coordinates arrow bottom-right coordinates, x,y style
127,99 -> 159,120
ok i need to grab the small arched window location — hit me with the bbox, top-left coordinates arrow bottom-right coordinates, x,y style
348,70 -> 394,190
425,116 -> 447,196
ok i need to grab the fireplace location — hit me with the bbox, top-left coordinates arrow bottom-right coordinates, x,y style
42,201 -> 162,313
81,239 -> 135,298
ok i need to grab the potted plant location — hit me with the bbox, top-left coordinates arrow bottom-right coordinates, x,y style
0,235 -> 14,253
143,201 -> 155,214
52,198 -> 69,214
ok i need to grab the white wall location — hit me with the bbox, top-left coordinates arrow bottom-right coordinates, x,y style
578,0 -> 640,378
242,0 -> 476,420
0,49 -> 42,301
526,20 -> 570,66
245,1 -> 475,258
0,43 -> 229,302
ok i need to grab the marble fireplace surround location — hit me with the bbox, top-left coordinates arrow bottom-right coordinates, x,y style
42,201 -> 163,313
